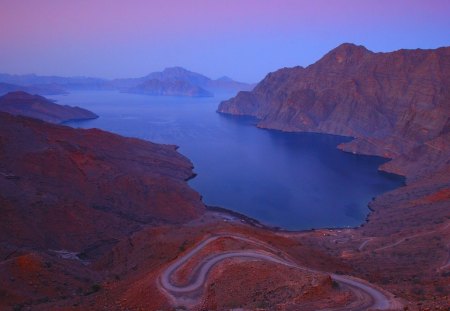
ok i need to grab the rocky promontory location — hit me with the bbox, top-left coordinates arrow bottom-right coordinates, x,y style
0,91 -> 98,123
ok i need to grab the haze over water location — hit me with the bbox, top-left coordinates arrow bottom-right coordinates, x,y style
56,91 -> 403,230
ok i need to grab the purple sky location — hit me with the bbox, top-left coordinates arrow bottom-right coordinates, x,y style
1,0 -> 449,82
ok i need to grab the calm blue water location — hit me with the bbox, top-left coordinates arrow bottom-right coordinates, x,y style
51,90 -> 403,230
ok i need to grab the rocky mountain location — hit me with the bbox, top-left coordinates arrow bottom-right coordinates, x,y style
0,91 -> 98,123
218,43 -> 450,178
144,66 -> 211,86
126,78 -> 213,97
215,44 -> 450,309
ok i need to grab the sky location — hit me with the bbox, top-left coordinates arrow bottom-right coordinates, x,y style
1,0 -> 449,83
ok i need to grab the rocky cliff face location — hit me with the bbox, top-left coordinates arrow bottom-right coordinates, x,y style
0,91 -> 98,123
0,112 -> 204,257
218,44 -> 450,176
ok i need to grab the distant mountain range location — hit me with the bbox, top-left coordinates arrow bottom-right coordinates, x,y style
0,67 -> 254,97
0,82 -> 68,96
0,74 -> 107,94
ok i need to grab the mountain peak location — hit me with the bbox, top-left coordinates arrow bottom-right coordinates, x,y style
162,66 -> 191,74
333,43 -> 370,52
144,67 -> 211,85
319,43 -> 372,65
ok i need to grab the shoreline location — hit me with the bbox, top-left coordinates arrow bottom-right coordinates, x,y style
214,110 -> 407,234
206,205 -> 352,234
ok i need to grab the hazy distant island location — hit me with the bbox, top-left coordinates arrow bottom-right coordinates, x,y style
0,67 -> 254,98
0,91 -> 98,123
125,78 -> 213,97
112,66 -> 254,97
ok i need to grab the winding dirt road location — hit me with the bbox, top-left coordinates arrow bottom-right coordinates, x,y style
158,234 -> 402,310
374,222 -> 450,252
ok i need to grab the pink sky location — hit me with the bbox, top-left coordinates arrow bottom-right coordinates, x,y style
1,0 -> 449,82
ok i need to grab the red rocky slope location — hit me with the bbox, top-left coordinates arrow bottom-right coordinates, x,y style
0,112 -> 204,259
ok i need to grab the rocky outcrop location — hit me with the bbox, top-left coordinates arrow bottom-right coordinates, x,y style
218,44 -> 450,178
0,91 -> 98,123
0,112 -> 204,258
